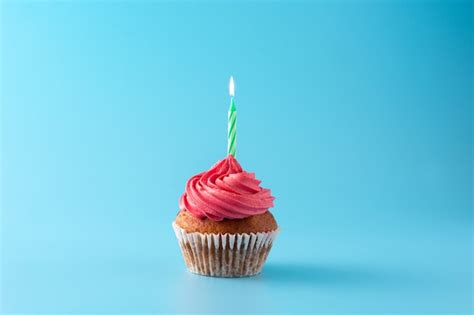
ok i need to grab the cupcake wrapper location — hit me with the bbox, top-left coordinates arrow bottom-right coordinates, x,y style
172,222 -> 279,278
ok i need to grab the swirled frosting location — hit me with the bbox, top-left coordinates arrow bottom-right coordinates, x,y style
179,155 -> 275,221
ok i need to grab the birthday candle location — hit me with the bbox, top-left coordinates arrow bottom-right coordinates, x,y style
227,76 -> 237,157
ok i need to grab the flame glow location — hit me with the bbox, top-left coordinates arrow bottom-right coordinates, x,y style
229,76 -> 235,96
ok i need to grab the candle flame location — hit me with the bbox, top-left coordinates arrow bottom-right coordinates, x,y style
229,76 -> 235,97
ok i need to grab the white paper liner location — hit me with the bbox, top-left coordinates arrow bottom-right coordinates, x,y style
172,221 -> 279,277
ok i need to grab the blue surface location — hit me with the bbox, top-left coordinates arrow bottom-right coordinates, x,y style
1,1 -> 472,314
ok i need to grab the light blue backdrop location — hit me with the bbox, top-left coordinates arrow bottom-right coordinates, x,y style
1,1 -> 472,314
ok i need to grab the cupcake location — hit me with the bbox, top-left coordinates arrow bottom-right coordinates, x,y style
172,154 -> 278,277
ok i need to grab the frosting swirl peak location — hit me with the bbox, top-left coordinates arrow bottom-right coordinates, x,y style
179,155 -> 275,221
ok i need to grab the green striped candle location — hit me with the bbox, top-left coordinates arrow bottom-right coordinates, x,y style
227,76 -> 237,156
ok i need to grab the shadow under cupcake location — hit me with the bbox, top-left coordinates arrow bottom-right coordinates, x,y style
172,155 -> 279,278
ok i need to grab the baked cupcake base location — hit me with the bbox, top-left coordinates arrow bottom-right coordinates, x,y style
172,222 -> 279,277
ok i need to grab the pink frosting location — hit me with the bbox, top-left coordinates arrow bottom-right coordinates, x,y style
179,155 -> 275,221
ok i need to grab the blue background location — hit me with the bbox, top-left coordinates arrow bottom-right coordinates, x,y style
1,0 -> 472,314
